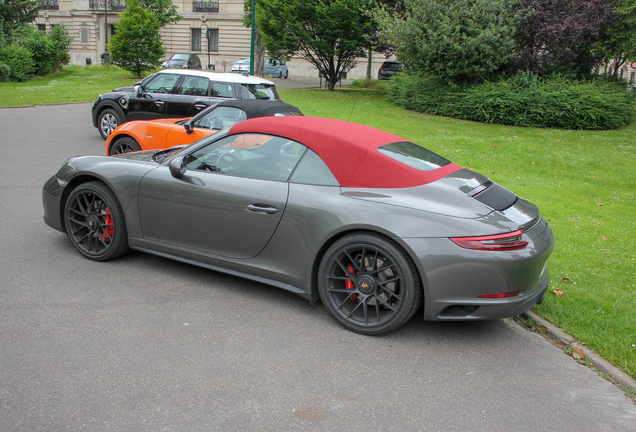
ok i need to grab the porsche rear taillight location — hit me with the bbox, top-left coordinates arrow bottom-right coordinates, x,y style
478,291 -> 521,299
450,230 -> 528,251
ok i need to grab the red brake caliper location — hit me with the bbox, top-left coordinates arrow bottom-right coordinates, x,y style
346,264 -> 357,300
102,208 -> 113,242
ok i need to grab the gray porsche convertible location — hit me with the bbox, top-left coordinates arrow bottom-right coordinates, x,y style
42,116 -> 554,335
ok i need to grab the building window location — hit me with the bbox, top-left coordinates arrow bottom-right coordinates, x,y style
39,0 -> 59,10
38,24 -> 46,31
193,1 -> 219,13
81,27 -> 89,43
206,28 -> 218,52
191,28 -> 201,51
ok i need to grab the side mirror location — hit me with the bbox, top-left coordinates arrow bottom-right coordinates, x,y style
184,121 -> 193,135
134,84 -> 144,97
168,156 -> 187,177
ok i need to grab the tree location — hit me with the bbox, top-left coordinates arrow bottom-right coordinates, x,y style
139,0 -> 180,27
0,0 -> 40,35
50,23 -> 73,73
598,0 -> 636,80
514,0 -> 617,78
373,0 -> 521,84
243,0 -> 265,76
108,0 -> 165,78
257,0 -> 374,90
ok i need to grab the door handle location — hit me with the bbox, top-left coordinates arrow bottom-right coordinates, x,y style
246,204 -> 278,215
194,103 -> 207,110
155,101 -> 165,106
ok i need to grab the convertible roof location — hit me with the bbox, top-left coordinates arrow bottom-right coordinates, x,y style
228,116 -> 461,188
215,99 -> 303,118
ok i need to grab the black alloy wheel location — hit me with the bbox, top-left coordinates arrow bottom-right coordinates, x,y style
64,181 -> 129,261
109,137 -> 142,155
98,108 -> 121,140
318,233 -> 422,335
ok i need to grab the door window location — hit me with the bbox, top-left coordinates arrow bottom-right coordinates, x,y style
185,133 -> 306,182
177,76 -> 210,96
210,82 -> 234,98
144,73 -> 180,94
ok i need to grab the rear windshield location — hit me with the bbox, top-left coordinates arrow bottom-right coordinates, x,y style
378,141 -> 451,171
240,84 -> 279,100
381,62 -> 401,70
172,54 -> 189,61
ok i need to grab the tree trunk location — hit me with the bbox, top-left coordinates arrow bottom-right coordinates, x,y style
366,47 -> 372,81
254,24 -> 265,76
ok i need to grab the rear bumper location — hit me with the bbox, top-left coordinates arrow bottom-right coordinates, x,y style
402,216 -> 555,321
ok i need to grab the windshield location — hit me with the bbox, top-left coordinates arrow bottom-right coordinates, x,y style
172,54 -> 189,61
236,58 -> 250,65
240,84 -> 279,100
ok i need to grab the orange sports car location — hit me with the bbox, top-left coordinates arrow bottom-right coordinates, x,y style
105,99 -> 303,155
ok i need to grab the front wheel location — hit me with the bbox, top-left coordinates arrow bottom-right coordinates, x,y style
64,181 -> 129,261
318,233 -> 422,335
98,108 -> 121,140
109,137 -> 141,155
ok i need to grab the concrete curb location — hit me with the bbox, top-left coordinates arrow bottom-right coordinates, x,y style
520,310 -> 636,394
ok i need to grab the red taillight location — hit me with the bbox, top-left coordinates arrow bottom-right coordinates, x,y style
478,291 -> 521,299
450,230 -> 528,251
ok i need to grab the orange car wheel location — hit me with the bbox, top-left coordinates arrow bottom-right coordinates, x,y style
109,137 -> 142,156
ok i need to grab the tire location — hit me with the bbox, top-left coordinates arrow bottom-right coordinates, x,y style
284,70 -> 288,79
318,233 -> 422,335
98,108 -> 121,140
64,181 -> 129,261
109,137 -> 141,155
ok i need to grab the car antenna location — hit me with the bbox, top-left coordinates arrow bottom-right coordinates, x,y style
347,93 -> 359,122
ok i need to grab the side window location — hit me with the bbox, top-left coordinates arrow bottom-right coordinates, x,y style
210,81 -> 234,98
289,149 -> 339,186
185,133 -> 306,182
178,76 -> 209,96
194,107 -> 247,130
144,74 -> 180,94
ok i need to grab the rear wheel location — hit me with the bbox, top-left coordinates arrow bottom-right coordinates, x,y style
284,70 -> 288,79
109,137 -> 141,155
64,181 -> 129,261
98,108 -> 121,140
318,233 -> 422,335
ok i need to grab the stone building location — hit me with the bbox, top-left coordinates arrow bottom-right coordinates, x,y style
32,0 -> 389,78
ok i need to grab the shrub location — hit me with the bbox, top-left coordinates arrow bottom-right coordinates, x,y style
0,62 -> 10,81
0,44 -> 34,81
390,72 -> 636,129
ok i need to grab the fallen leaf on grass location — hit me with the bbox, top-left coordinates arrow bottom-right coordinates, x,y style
596,203 -> 604,206
553,289 -> 564,297
602,236 -> 608,241
559,277 -> 570,282
573,346 -> 585,360
491,145 -> 498,148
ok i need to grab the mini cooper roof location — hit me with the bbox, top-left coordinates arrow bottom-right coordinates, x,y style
229,117 -> 462,189
156,69 -> 274,85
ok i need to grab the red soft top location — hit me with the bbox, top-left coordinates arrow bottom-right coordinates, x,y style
229,116 -> 462,188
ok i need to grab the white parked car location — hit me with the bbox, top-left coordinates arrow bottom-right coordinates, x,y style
231,57 -> 250,74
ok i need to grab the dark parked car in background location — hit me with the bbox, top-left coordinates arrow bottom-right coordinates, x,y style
162,53 -> 202,70
378,61 -> 402,80
91,69 -> 279,139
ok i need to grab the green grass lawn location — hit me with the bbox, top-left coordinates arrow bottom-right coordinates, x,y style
0,65 -> 141,106
3,67 -> 635,379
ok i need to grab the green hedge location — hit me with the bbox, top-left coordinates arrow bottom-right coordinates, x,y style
389,72 -> 636,130
0,45 -> 35,82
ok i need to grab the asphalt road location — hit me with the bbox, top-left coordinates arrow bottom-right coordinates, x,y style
1,102 -> 635,431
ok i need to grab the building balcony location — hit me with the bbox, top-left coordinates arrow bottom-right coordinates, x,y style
89,0 -> 127,11
193,1 -> 219,13
39,0 -> 59,10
